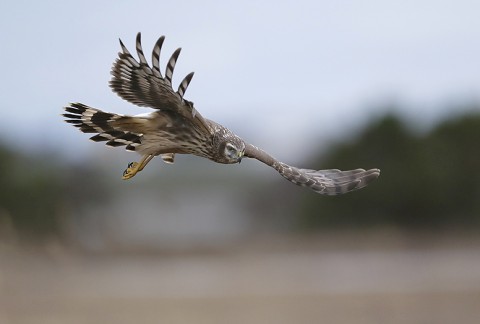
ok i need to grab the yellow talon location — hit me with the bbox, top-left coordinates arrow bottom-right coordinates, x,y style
122,162 -> 140,180
121,154 -> 155,180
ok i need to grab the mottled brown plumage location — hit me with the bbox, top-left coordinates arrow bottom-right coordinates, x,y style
63,33 -> 380,194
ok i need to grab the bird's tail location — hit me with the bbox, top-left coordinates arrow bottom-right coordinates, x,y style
63,102 -> 143,151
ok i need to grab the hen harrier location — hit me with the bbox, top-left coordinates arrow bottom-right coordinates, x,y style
63,33 -> 380,195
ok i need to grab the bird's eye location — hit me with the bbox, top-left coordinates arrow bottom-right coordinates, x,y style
224,143 -> 239,160
226,143 -> 236,152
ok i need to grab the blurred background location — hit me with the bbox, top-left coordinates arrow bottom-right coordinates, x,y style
1,1 -> 480,323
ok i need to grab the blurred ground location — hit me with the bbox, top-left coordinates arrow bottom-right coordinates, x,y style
1,231 -> 480,324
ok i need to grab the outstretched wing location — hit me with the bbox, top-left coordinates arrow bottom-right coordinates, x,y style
109,32 -> 211,134
244,144 -> 380,195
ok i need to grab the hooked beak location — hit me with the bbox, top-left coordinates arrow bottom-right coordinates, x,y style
237,150 -> 244,163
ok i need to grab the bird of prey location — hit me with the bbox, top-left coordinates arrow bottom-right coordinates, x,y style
63,33 -> 380,195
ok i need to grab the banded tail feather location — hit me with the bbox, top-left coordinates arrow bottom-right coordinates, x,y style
63,103 -> 142,151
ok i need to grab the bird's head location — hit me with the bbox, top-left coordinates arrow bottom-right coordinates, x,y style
214,135 -> 245,164
209,124 -> 246,164
223,139 -> 245,164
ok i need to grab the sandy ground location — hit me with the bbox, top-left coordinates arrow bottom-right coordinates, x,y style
1,233 -> 480,324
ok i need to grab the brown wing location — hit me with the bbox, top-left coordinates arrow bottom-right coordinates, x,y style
109,32 -> 212,134
244,144 -> 380,195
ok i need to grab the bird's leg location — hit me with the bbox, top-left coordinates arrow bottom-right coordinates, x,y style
122,154 -> 155,180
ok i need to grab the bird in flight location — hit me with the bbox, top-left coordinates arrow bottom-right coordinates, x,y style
63,33 -> 380,195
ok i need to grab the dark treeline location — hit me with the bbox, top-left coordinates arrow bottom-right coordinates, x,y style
0,146 -> 110,240
1,107 -> 480,240
297,111 -> 480,230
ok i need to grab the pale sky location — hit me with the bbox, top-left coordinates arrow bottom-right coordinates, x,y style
1,0 -> 479,160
